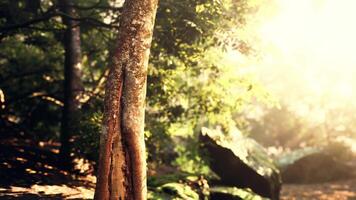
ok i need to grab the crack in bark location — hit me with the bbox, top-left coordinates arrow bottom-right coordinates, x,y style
120,66 -> 133,200
108,137 -> 114,199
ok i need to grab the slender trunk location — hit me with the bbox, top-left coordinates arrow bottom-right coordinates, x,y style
94,0 -> 158,199
59,0 -> 84,170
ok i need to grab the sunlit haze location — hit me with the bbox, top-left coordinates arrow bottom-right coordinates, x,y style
234,0 -> 356,121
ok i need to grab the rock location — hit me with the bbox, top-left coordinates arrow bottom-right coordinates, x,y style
148,173 -> 209,200
210,192 -> 243,200
276,147 -> 321,170
148,182 -> 199,200
161,183 -> 199,200
200,127 -> 281,200
282,152 -> 353,183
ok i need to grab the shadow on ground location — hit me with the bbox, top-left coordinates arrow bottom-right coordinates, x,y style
0,192 -> 86,200
0,136 -> 95,199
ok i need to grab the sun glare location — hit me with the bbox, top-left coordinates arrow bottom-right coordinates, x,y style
244,0 -> 356,109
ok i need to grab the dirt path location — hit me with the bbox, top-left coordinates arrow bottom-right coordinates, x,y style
1,138 -> 356,199
281,178 -> 356,200
0,184 -> 94,200
2,179 -> 356,199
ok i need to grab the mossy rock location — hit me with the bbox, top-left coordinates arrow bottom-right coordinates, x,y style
148,172 -> 198,187
210,186 -> 270,200
200,127 -> 281,200
148,173 -> 208,200
282,152 -> 352,183
275,147 -> 321,170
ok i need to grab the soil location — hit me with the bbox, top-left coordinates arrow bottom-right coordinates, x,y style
0,137 -> 95,199
281,178 -> 356,200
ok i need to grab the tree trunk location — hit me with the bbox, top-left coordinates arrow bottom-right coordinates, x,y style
94,0 -> 158,199
59,0 -> 84,170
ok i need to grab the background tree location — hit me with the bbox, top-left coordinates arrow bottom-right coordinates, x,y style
0,0 -> 120,161
58,0 -> 84,170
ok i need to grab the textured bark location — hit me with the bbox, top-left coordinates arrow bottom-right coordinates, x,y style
94,0 -> 159,199
59,0 -> 84,170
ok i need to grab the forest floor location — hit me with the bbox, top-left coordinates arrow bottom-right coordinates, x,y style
0,136 -> 95,199
0,137 -> 355,200
281,179 -> 356,200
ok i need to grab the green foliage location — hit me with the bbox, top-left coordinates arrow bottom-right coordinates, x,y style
148,176 -> 270,200
0,32 -> 63,138
75,110 -> 102,161
145,0 -> 274,172
0,0 -> 274,175
0,0 -> 112,142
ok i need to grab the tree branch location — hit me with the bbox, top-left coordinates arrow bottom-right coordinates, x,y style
70,0 -> 123,11
0,7 -> 57,33
58,11 -> 120,29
